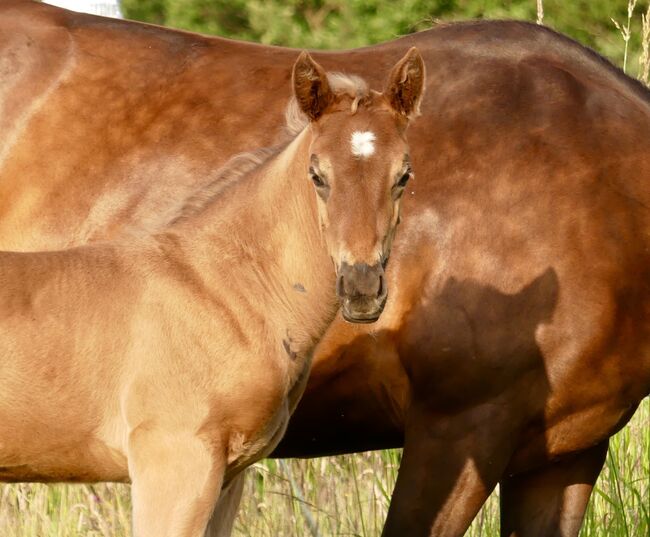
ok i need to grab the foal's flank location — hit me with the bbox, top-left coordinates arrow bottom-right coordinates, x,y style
0,49 -> 424,537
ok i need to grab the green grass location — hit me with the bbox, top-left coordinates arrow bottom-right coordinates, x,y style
0,398 -> 647,536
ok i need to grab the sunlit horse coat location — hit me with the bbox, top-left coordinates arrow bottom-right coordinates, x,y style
1,2 -> 649,536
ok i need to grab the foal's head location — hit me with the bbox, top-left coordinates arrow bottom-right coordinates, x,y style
292,48 -> 425,323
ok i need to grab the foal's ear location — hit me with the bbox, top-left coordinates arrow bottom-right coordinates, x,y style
292,51 -> 332,121
384,47 -> 425,119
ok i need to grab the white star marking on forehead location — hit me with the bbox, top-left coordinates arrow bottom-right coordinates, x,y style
350,131 -> 376,158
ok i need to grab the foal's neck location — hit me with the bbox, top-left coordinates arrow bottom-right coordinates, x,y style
163,129 -> 339,352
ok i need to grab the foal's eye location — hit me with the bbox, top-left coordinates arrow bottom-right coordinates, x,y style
392,169 -> 412,200
309,167 -> 326,188
396,171 -> 411,188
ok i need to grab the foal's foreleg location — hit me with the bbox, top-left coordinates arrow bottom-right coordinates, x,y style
128,427 -> 225,537
203,472 -> 246,537
499,441 -> 609,537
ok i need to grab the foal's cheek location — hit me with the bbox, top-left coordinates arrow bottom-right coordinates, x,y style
392,198 -> 402,228
315,196 -> 330,233
381,199 -> 402,260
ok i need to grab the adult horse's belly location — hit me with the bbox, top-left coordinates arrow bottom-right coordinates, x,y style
272,317 -> 408,457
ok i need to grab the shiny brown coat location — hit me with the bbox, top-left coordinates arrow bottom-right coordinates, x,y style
1,2 -> 649,536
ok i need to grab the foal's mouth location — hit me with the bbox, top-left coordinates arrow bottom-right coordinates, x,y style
335,259 -> 388,324
340,295 -> 387,324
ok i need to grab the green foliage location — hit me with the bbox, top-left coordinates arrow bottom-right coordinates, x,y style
121,0 -> 649,70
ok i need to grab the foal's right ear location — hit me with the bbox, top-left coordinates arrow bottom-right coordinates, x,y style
292,51 -> 332,121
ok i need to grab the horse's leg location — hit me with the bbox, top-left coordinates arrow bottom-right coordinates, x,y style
203,472 -> 246,537
128,427 -> 224,537
382,403 -> 516,537
500,441 -> 608,537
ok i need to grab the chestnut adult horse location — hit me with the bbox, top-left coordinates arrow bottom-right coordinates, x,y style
0,44 -> 424,536
1,1 -> 650,536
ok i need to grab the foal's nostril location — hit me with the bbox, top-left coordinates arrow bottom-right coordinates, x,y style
337,273 -> 345,297
377,274 -> 384,299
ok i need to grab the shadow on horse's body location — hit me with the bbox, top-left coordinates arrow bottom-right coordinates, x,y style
1,2 -> 649,535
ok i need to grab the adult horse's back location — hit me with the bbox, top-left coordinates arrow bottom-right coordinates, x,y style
1,2 -> 650,535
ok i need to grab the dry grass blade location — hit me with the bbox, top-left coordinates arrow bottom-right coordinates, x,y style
640,3 -> 650,85
612,0 -> 639,73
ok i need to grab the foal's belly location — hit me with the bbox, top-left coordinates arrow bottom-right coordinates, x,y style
0,394 -> 129,482
0,437 -> 128,483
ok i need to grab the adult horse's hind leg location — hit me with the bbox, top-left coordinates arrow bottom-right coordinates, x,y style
500,441 -> 608,537
204,472 -> 246,537
129,426 -> 225,537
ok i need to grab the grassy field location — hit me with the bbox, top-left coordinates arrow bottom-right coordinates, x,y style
0,399 -> 647,536
235,400 -> 649,537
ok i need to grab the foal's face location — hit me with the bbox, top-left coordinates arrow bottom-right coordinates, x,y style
293,47 -> 424,323
308,108 -> 412,323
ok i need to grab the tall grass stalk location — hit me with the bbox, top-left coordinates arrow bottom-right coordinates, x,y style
612,0 -> 639,73
640,3 -> 650,84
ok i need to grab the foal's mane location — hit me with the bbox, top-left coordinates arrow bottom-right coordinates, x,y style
173,72 -> 372,223
173,146 -> 280,222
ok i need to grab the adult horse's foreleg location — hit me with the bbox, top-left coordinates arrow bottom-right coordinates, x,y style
128,426 -> 225,537
203,472 -> 246,537
499,441 -> 609,537
382,403 -> 518,537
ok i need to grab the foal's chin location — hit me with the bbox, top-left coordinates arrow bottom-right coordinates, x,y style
340,295 -> 387,324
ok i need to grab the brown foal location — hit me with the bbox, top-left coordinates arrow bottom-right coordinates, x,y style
1,2 -> 650,535
0,46 -> 424,537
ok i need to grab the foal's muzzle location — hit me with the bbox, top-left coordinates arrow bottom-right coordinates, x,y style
337,261 -> 388,323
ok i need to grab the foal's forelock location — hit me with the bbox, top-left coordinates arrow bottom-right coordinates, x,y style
285,72 -> 372,137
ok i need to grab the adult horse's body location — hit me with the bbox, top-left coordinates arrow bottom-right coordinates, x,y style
1,2 -> 649,536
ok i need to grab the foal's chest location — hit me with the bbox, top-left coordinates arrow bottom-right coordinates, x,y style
224,343 -> 314,473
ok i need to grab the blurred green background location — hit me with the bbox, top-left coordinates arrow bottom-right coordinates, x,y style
121,0 -> 650,72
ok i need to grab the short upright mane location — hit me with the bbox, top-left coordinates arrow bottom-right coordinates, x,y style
171,146 -> 279,223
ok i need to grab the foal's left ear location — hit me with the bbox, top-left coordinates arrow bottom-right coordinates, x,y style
384,47 -> 426,120
293,51 -> 332,121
